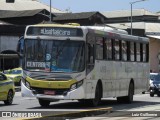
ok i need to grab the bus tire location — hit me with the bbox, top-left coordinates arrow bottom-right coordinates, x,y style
78,99 -> 85,103
87,82 -> 102,107
38,99 -> 50,107
142,91 -> 145,94
117,82 -> 134,103
4,90 -> 14,105
117,96 -> 125,103
125,82 -> 134,103
150,93 -> 154,97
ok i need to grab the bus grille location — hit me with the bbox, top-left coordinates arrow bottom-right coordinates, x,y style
31,87 -> 69,95
28,72 -> 72,81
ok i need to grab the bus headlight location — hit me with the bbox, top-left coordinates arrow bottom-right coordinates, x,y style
25,81 -> 31,89
23,70 -> 30,79
70,80 -> 83,91
21,77 -> 31,89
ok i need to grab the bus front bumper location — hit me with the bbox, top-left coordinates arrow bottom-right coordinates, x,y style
21,82 -> 85,100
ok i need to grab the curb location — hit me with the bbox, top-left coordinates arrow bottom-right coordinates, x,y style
22,107 -> 112,120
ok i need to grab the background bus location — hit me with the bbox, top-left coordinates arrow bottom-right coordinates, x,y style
21,24 -> 149,107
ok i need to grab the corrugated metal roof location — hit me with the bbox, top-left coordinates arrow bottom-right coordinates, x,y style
101,9 -> 157,18
0,0 -> 65,13
146,35 -> 160,39
107,22 -> 145,29
0,9 -> 47,18
146,23 -> 160,32
107,22 -> 160,33
146,23 -> 160,40
54,12 -> 106,21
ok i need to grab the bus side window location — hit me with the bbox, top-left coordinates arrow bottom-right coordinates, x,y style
134,42 -> 137,61
106,39 -> 112,60
130,42 -> 135,61
136,43 -> 141,62
143,44 -> 147,62
127,41 -> 131,61
140,43 -> 143,62
111,39 -> 115,60
87,43 -> 95,74
114,39 -> 120,60
96,37 -> 103,60
122,40 -> 127,61
146,44 -> 149,62
87,43 -> 94,64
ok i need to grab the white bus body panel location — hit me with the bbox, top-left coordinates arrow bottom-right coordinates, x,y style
85,60 -> 149,98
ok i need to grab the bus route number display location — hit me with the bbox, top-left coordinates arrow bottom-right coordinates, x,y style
27,27 -> 83,37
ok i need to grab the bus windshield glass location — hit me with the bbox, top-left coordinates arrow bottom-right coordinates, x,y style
24,39 -> 85,73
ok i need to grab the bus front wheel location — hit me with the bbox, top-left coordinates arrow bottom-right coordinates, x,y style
38,99 -> 50,107
87,82 -> 102,107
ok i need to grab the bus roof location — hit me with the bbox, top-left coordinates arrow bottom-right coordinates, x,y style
29,23 -> 80,28
28,24 -> 127,34
83,26 -> 128,35
81,26 -> 149,43
25,24 -> 149,43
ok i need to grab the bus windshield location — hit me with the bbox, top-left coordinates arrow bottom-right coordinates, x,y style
24,39 -> 85,73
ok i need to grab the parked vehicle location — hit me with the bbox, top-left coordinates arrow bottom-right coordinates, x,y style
0,72 -> 15,105
149,73 -> 160,97
5,67 -> 22,86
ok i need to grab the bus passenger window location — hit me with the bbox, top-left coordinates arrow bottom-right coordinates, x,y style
127,41 -> 131,61
122,40 -> 127,61
146,44 -> 149,62
134,43 -> 137,61
143,44 -> 146,62
96,37 -> 103,60
114,39 -> 120,60
106,39 -> 112,60
111,39 -> 115,60
86,33 -> 95,64
130,42 -> 135,61
136,43 -> 140,62
87,44 -> 94,64
140,43 -> 143,62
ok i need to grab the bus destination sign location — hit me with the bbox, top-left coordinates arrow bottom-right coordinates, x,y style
41,28 -> 70,36
27,27 -> 83,37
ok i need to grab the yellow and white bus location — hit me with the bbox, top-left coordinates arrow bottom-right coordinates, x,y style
21,24 -> 149,107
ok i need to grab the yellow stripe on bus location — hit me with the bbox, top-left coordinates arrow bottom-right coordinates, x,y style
26,77 -> 77,89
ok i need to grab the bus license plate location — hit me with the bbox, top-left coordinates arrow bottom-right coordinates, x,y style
44,90 -> 55,95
